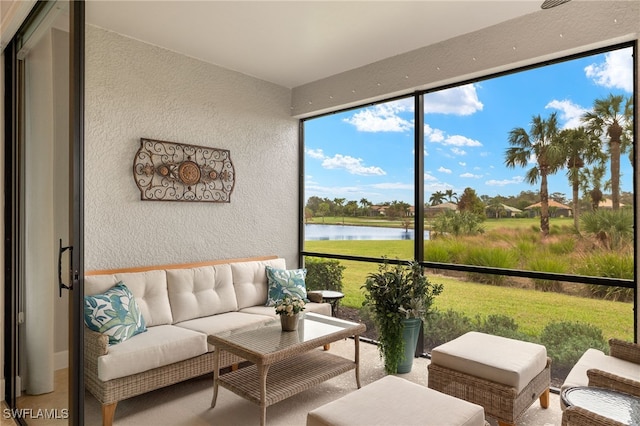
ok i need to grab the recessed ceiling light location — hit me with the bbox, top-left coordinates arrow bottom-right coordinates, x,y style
541,0 -> 571,9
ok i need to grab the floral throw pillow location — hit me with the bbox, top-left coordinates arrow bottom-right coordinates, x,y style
265,266 -> 308,307
84,282 -> 147,345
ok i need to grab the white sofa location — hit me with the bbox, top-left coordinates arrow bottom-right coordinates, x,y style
84,255 -> 331,426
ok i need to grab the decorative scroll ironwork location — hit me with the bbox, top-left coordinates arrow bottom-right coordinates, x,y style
133,138 -> 235,202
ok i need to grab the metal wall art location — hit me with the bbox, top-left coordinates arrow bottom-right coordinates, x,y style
133,138 -> 235,202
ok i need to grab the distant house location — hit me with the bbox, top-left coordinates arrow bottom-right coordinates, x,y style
425,202 -> 458,218
598,199 -> 625,209
486,203 -> 522,218
524,200 -> 572,218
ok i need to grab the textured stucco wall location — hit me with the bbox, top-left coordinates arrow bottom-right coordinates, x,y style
85,25 -> 298,270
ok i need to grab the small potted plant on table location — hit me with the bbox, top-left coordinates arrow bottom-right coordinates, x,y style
362,260 -> 443,374
275,296 -> 306,331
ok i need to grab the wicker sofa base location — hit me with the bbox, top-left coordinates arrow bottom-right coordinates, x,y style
85,328 -> 245,426
427,358 -> 551,426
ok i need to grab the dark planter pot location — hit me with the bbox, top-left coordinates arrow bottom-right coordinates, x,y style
397,317 -> 422,373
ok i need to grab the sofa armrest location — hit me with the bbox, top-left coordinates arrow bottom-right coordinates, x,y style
562,405 -> 626,426
609,338 -> 640,365
587,368 -> 640,398
84,326 -> 109,358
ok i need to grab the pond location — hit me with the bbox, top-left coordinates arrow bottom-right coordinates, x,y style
305,224 -> 430,241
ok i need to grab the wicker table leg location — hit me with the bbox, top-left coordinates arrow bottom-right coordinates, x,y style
259,363 -> 271,426
355,335 -> 361,388
211,350 -> 220,408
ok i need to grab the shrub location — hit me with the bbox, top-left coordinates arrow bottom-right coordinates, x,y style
576,251 -> 634,302
580,209 -> 633,250
424,309 -> 473,349
527,257 -> 567,292
473,314 -> 530,341
539,321 -> 608,373
304,257 -> 345,292
424,242 -> 452,263
431,210 -> 485,236
463,247 -> 518,285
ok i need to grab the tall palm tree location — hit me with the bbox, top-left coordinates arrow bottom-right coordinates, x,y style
428,191 -> 445,206
505,113 -> 564,237
581,94 -> 633,210
579,164 -> 607,211
557,127 -> 604,232
444,189 -> 458,203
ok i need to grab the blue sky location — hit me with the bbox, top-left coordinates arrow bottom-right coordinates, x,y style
304,46 -> 634,205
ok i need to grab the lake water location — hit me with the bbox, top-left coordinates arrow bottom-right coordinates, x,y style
305,224 -> 429,241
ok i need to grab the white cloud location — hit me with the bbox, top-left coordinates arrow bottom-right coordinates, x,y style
438,166 -> 452,174
584,48 -> 633,93
445,135 -> 482,147
486,176 -> 524,186
343,101 -> 413,132
459,162 -> 466,167
322,154 -> 386,176
306,148 -> 325,159
545,99 -> 588,129
371,182 -> 413,190
460,173 -> 482,179
424,84 -> 484,115
451,147 -> 467,156
424,172 -> 438,181
424,124 -> 445,142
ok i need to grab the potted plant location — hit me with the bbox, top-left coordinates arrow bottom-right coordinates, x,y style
274,296 -> 306,331
362,260 -> 443,374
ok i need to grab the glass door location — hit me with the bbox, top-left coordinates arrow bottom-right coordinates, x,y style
4,1 -> 84,423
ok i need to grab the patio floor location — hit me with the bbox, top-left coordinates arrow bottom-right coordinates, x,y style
80,337 -> 564,425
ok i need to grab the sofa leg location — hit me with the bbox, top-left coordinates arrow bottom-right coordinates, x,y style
102,402 -> 117,426
231,363 -> 239,371
323,344 -> 330,351
497,422 -> 514,426
539,388 -> 550,408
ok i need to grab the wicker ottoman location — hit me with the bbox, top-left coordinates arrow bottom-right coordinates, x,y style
428,332 -> 551,426
307,375 -> 486,426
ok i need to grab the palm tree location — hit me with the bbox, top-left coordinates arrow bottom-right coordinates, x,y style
579,164 -> 607,211
359,198 -> 372,216
444,189 -> 458,203
428,191 -> 445,206
582,94 -> 633,210
557,127 -> 604,232
505,113 -> 564,237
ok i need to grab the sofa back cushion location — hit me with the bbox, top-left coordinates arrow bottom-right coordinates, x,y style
84,270 -> 173,326
231,258 -> 286,309
167,264 -> 238,323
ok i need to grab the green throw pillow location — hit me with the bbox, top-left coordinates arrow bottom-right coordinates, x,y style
84,282 -> 147,345
265,266 -> 308,306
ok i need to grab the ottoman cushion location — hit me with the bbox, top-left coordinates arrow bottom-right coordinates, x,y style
307,375 -> 485,426
430,331 -> 547,393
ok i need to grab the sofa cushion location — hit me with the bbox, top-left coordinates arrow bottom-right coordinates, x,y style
167,264 -> 238,323
84,282 -> 147,345
174,312 -> 273,351
240,302 -> 331,318
97,324 -> 207,381
561,348 -> 640,393
265,266 -> 308,306
85,270 -> 173,326
231,258 -> 286,309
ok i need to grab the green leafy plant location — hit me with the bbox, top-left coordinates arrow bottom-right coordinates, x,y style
361,260 -> 443,373
274,296 -> 306,317
304,257 -> 345,292
540,321 -> 608,373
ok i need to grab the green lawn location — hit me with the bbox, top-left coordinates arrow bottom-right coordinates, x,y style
305,238 -> 634,342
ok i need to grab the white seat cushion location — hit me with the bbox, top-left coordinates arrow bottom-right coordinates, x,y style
430,331 -> 548,393
240,302 -> 331,318
167,264 -> 238,323
307,375 -> 485,426
561,348 -> 640,393
174,312 -> 273,351
97,325 -> 207,381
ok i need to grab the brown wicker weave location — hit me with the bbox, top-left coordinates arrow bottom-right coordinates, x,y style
427,358 -> 551,426
562,405 -> 627,426
84,327 -> 245,426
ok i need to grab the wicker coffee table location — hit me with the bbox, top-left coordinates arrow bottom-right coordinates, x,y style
208,313 -> 366,426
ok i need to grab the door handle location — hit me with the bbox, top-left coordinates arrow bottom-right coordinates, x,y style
58,238 -> 73,297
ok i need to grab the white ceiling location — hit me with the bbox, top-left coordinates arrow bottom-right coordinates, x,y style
85,1 -> 546,89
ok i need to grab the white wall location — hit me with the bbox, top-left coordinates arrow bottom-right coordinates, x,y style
84,25 -> 299,270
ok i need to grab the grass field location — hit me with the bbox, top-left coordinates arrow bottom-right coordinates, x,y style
305,229 -> 634,342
